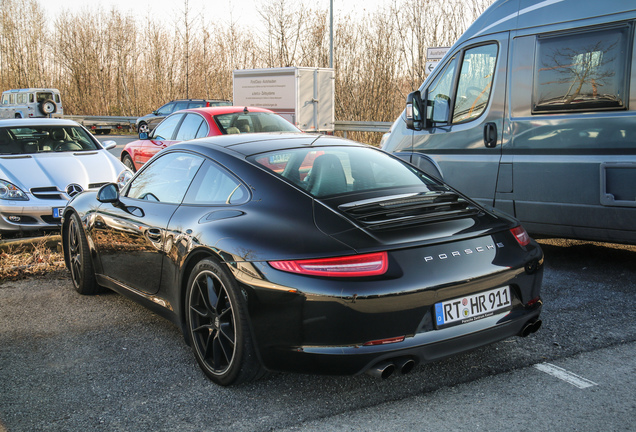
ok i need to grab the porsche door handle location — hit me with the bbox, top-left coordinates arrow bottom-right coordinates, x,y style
484,122 -> 497,148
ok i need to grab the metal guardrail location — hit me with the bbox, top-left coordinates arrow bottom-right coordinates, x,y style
63,116 -> 392,135
334,120 -> 392,133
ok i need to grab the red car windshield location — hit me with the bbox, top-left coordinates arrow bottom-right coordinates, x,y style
214,112 -> 299,134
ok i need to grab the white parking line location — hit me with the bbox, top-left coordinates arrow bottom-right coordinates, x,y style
534,363 -> 598,389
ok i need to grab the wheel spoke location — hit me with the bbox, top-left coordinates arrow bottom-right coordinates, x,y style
189,302 -> 208,318
206,274 -> 220,312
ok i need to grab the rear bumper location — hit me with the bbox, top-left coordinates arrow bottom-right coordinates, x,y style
238,232 -> 544,375
259,304 -> 542,375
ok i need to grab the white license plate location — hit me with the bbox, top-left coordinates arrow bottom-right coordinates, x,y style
52,207 -> 64,218
434,286 -> 512,329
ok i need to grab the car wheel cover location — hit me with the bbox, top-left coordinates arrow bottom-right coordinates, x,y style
42,101 -> 55,114
123,156 -> 135,171
138,123 -> 149,133
189,270 -> 237,375
68,217 -> 83,288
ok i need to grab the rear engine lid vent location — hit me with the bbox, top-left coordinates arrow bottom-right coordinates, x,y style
338,191 -> 482,230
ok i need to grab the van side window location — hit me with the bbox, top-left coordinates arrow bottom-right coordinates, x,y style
453,44 -> 498,123
427,56 -> 457,124
533,25 -> 630,113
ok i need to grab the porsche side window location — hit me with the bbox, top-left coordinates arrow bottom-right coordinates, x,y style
184,160 -> 249,205
452,44 -> 498,123
151,113 -> 184,140
127,152 -> 204,204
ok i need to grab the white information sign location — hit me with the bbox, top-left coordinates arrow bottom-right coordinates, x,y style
233,73 -> 297,111
426,47 -> 450,60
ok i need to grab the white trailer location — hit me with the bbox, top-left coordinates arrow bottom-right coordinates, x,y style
233,67 -> 334,132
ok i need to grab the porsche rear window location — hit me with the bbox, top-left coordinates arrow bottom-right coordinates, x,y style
251,146 -> 441,197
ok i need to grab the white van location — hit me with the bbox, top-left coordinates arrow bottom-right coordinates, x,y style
0,88 -> 63,119
382,0 -> 636,245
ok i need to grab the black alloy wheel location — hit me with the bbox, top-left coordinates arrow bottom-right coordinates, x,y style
66,212 -> 100,295
186,259 -> 263,385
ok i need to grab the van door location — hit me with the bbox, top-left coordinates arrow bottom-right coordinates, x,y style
411,32 -> 509,208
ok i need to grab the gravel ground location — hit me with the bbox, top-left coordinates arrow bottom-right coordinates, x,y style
0,238 -> 635,431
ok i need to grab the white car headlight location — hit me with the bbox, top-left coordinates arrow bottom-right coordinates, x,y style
116,170 -> 133,190
0,180 -> 29,201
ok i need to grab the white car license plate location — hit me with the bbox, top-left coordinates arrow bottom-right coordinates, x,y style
52,207 -> 64,219
434,286 -> 512,329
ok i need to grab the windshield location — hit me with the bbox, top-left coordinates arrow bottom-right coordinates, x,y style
0,126 -> 100,155
251,146 -> 445,198
214,111 -> 299,134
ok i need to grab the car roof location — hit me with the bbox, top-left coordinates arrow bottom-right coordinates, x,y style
173,133 -> 368,157
177,106 -> 278,116
168,98 -> 229,103
0,118 -> 80,128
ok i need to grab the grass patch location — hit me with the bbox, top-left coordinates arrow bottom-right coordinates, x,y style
0,235 -> 66,281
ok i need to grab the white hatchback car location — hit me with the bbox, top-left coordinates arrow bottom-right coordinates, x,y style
0,118 -> 131,234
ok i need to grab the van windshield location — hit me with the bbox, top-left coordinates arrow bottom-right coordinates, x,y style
0,126 -> 100,155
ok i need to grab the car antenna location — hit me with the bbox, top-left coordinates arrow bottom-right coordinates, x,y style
243,107 -> 249,114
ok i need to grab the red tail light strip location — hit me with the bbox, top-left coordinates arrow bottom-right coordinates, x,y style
269,252 -> 388,277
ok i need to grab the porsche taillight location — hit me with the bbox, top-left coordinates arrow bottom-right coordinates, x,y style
511,225 -> 531,247
269,252 -> 388,277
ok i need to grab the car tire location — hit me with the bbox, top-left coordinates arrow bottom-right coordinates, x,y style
122,154 -> 136,173
14,113 -> 21,118
138,122 -> 149,134
40,99 -> 57,115
185,258 -> 264,386
66,212 -> 101,295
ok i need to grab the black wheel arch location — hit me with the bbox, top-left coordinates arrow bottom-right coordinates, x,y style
177,247 -> 261,361
61,208 -> 101,274
178,248 -> 228,344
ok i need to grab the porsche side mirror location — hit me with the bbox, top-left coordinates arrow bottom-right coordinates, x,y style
97,183 -> 120,204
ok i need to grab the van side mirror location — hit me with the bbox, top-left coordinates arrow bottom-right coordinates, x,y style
406,91 -> 425,131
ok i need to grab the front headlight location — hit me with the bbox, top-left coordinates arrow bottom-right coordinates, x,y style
0,180 -> 29,201
116,170 -> 133,190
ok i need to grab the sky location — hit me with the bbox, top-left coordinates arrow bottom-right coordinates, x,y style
40,0 -> 392,29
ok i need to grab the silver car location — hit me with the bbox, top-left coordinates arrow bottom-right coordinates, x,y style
0,118 -> 131,234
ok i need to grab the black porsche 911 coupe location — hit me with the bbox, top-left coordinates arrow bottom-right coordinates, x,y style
62,133 -> 543,386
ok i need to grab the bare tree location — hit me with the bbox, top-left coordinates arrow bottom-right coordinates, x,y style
258,0 -> 307,67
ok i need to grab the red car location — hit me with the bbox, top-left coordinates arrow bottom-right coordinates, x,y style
121,106 -> 300,172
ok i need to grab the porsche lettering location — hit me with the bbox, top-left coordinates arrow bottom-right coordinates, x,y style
424,242 -> 504,262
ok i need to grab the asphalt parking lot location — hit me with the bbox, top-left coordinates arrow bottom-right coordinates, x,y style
1,238 -> 635,431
